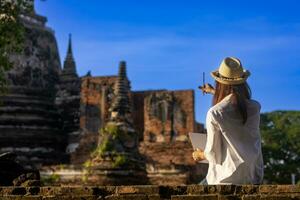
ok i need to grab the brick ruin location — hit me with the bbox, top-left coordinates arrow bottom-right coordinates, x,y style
0,2 -> 206,185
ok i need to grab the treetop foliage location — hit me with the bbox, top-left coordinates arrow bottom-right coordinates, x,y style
0,0 -> 32,93
261,110 -> 300,184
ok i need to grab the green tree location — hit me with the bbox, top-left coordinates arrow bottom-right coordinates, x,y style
0,0 -> 32,93
261,111 -> 300,183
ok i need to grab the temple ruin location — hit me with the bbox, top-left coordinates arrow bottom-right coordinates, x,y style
0,1 -> 206,185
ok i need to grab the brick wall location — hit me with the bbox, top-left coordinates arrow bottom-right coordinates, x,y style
71,76 -> 117,163
0,185 -> 299,199
132,89 -> 195,143
80,76 -> 118,134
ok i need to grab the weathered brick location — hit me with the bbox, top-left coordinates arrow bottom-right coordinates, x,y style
260,194 -> 300,200
259,185 -> 277,194
276,185 -> 300,193
104,194 -> 148,200
21,180 -> 41,187
159,185 -> 187,199
235,185 -> 259,195
39,187 -> 61,196
42,195 -> 101,200
242,195 -> 260,200
39,187 -> 97,196
218,194 -> 241,200
171,194 -> 218,200
216,185 -> 236,195
205,186 -> 217,194
0,195 -> 42,200
41,195 -> 56,200
186,185 -> 206,194
0,187 -> 27,195
59,187 -> 95,195
26,187 -> 40,195
96,186 -> 116,196
147,194 -> 161,200
116,185 -> 159,195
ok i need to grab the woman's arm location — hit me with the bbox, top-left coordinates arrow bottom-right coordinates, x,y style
192,110 -> 221,163
203,110 -> 222,164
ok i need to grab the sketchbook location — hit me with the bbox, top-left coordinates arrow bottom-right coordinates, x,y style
188,132 -> 208,164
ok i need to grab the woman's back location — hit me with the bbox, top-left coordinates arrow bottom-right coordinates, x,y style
205,94 -> 264,184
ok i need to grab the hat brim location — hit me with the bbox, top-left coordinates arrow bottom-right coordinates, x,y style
211,70 -> 250,85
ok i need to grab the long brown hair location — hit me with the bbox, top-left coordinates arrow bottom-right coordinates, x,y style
213,81 -> 252,124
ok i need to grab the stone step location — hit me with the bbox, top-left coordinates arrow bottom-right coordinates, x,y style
0,115 -> 59,126
0,106 -> 59,116
0,135 -> 65,147
0,185 -> 299,200
0,125 -> 60,131
0,127 -> 63,137
0,152 -> 68,166
6,86 -> 55,98
0,97 -> 55,109
1,93 -> 53,101
0,125 -> 63,149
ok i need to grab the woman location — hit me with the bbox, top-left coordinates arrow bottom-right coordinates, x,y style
193,57 -> 264,184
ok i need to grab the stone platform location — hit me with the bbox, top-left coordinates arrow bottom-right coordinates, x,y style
0,185 -> 299,199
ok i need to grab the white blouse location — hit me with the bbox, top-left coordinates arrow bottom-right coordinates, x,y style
204,93 -> 264,184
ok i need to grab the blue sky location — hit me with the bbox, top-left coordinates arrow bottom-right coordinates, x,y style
35,0 -> 300,123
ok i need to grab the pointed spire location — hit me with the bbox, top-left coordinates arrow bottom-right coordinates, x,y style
67,34 -> 73,57
118,61 -> 131,91
119,61 -> 127,78
110,61 -> 132,121
62,34 -> 78,78
85,70 -> 92,77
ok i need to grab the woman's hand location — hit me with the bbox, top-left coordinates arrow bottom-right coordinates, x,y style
199,83 -> 215,95
192,148 -> 205,162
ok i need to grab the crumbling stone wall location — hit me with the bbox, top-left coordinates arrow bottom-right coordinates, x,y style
142,90 -> 193,143
0,185 -> 299,199
131,90 -> 204,185
131,90 -> 196,143
80,83 -> 197,142
80,76 -> 118,134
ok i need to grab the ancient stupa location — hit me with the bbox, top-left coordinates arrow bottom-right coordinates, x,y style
0,0 -> 66,166
83,61 -> 149,185
110,61 -> 132,123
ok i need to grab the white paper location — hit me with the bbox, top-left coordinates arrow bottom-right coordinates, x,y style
188,132 -> 208,163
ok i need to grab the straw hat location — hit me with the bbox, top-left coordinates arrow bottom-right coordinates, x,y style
211,57 -> 250,85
